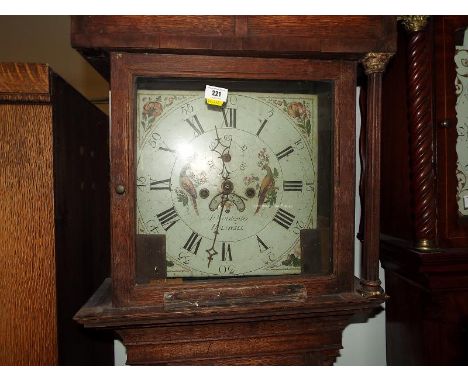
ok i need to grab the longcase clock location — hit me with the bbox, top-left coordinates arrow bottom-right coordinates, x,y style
72,16 -> 396,365
380,16 -> 468,365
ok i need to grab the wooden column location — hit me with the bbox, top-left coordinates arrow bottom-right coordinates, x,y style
359,52 -> 393,296
399,16 -> 437,250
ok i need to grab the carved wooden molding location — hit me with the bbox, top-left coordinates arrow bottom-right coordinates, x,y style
0,63 -> 51,103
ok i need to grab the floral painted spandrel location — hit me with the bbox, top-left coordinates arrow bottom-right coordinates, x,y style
268,98 -> 315,138
455,32 -> 468,215
137,93 -> 194,148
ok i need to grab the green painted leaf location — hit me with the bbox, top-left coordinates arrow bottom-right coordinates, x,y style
292,256 -> 301,267
176,190 -> 189,206
306,119 -> 311,135
282,254 -> 300,267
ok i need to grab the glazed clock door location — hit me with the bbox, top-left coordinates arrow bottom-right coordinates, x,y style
109,53 -> 356,306
135,82 -> 326,280
435,17 -> 468,247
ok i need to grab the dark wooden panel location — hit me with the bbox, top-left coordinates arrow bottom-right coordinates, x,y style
76,280 -> 384,365
381,235 -> 468,365
384,268 -> 425,365
51,74 -> 113,365
71,16 -> 397,80
380,23 -> 414,241
72,16 -> 395,53
435,16 -> 468,247
383,264 -> 468,365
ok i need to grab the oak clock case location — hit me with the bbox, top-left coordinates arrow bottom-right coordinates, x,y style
135,79 -> 333,282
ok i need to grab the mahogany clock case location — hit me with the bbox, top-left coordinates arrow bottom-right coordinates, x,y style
380,16 -> 468,365
110,52 -> 357,308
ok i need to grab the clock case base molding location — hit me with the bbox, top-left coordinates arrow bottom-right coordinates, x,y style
75,278 -> 384,365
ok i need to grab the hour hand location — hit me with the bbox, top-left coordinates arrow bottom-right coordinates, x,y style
229,193 -> 246,212
209,192 -> 223,211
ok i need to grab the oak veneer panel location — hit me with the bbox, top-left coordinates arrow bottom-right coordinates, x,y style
71,16 -> 395,53
0,63 -> 49,95
71,17 -> 396,365
0,63 -> 113,365
0,103 -> 57,365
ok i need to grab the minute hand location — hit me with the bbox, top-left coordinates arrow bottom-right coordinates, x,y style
206,193 -> 227,268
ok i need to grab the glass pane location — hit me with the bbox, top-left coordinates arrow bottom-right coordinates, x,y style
134,78 -> 333,282
455,27 -> 468,214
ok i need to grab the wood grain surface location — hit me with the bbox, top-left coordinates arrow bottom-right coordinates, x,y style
71,16 -> 397,80
0,63 -> 113,365
109,53 -> 356,307
0,102 -> 58,365
380,16 -> 468,365
70,16 -> 397,365
0,63 -> 50,103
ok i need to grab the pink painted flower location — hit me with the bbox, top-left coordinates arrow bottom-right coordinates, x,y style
165,96 -> 175,107
143,101 -> 163,118
287,102 -> 306,119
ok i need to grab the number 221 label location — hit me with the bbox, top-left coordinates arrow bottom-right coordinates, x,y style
205,85 -> 228,106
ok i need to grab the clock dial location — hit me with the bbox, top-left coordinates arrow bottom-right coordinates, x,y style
136,87 -> 318,278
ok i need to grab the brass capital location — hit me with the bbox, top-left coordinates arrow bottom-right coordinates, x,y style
398,16 -> 430,33
361,53 -> 394,75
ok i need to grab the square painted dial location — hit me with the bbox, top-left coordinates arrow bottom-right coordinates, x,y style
135,80 -> 331,279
